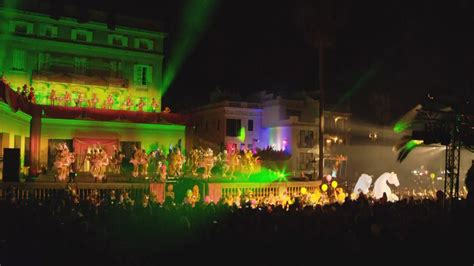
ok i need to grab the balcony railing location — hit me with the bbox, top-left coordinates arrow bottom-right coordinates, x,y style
218,181 -> 321,199
0,182 -> 149,201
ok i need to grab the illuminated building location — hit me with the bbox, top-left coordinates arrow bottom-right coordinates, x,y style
188,93 -> 351,176
0,3 -> 186,178
0,3 -> 164,108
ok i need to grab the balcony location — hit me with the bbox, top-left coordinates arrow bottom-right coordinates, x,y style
32,70 -> 129,88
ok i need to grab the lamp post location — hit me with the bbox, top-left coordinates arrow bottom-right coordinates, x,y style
318,39 -> 325,180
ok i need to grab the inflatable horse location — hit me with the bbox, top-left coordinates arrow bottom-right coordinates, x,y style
353,174 -> 373,197
373,172 -> 400,202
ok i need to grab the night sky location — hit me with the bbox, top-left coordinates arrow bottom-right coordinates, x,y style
67,0 -> 474,123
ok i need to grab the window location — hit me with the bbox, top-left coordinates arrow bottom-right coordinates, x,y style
299,153 -> 314,170
110,61 -> 122,77
286,109 -> 301,118
248,119 -> 254,131
299,130 -> 314,148
71,29 -> 93,42
38,53 -> 51,71
108,34 -> 128,47
9,21 -> 33,34
12,49 -> 26,71
134,64 -> 152,86
39,24 -> 58,38
134,38 -> 153,50
226,119 -> 241,137
74,57 -> 87,74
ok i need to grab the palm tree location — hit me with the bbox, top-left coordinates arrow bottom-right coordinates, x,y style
294,0 -> 350,180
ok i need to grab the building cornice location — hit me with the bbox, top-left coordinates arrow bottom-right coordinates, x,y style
0,33 -> 163,61
0,7 -> 166,38
0,101 -> 32,122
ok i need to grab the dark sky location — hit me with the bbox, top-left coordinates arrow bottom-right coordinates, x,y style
67,0 -> 474,123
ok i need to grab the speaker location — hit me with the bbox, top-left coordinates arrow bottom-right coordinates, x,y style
3,148 -> 20,182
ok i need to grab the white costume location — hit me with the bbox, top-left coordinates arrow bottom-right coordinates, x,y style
353,174 -> 373,196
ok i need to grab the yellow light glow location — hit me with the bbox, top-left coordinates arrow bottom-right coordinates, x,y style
321,184 -> 328,192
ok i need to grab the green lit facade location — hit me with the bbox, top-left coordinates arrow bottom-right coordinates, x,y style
0,5 -> 165,109
0,4 -> 187,177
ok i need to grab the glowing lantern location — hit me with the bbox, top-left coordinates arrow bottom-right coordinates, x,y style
325,175 -> 332,182
321,184 -> 328,192
300,187 -> 308,195
331,180 -> 338,188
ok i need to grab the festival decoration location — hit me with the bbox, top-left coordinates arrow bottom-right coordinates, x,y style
353,173 -> 372,197
373,172 -> 400,202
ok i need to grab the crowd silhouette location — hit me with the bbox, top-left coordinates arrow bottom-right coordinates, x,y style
1,182 -> 473,265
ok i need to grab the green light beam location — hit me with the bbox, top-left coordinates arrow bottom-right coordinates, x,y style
162,0 -> 218,95
330,65 -> 379,112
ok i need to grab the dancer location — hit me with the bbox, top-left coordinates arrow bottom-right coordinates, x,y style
151,97 -> 159,112
123,96 -> 133,111
75,93 -> 84,107
64,91 -> 72,106
89,93 -> 99,108
104,94 -> 114,109
49,89 -> 57,105
27,87 -> 36,103
137,97 -> 146,112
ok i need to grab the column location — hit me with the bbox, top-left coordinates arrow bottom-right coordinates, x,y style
29,106 -> 41,176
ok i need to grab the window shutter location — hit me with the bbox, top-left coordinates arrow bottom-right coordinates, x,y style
39,25 -> 45,36
133,65 -> 141,84
123,36 -> 128,47
9,22 -> 16,32
87,31 -> 93,42
13,50 -> 25,70
27,23 -> 33,34
52,26 -> 58,37
38,53 -> 44,70
146,66 -> 152,84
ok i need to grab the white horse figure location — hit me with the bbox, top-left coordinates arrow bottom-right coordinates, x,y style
373,172 -> 400,202
353,174 -> 373,197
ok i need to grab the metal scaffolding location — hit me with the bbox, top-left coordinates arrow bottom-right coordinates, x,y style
444,115 -> 462,199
